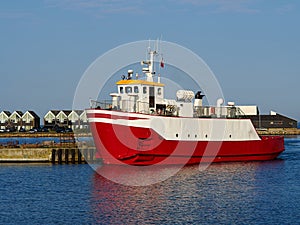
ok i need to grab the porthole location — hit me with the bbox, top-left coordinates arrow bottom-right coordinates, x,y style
176,133 -> 178,138
205,134 -> 208,138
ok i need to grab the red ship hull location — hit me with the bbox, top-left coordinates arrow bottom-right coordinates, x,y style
88,119 -> 285,166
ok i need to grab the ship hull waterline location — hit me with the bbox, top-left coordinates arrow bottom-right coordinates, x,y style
88,119 -> 285,166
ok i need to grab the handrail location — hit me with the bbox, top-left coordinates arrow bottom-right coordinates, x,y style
91,99 -> 246,119
90,99 -> 151,114
194,106 -> 246,118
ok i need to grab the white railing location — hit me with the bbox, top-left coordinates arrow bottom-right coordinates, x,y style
91,100 -> 245,118
90,100 -> 150,114
90,100 -> 113,110
194,106 -> 245,118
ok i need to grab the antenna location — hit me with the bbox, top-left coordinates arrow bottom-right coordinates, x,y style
159,35 -> 163,57
148,39 -> 151,51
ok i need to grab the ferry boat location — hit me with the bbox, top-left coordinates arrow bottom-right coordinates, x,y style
86,47 -> 284,166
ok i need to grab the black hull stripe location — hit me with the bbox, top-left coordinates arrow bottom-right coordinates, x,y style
119,151 -> 283,161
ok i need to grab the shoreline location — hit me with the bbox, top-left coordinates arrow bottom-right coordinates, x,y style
0,132 -> 91,138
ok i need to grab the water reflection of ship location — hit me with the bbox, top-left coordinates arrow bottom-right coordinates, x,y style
91,160 -> 286,224
91,165 -> 198,224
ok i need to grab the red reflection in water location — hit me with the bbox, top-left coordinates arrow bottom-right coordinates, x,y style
90,160 -> 285,224
91,165 -> 172,224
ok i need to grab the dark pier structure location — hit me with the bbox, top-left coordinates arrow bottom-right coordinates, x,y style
51,148 -> 98,164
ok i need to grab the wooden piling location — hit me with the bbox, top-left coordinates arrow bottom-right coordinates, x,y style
57,148 -> 62,164
51,149 -> 56,164
78,149 -> 82,164
50,147 -> 93,164
71,149 -> 75,164
65,149 -> 69,164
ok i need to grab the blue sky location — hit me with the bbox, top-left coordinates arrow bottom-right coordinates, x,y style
0,0 -> 299,121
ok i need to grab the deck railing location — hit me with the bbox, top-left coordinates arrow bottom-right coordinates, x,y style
194,106 -> 245,118
90,99 -> 150,114
90,100 -> 113,110
90,100 -> 245,118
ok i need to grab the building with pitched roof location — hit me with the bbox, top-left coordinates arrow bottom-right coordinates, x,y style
43,110 -> 60,128
0,111 -> 11,130
9,111 -> 23,130
21,111 -> 40,130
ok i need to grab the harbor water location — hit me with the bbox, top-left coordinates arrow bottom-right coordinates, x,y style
0,137 -> 300,224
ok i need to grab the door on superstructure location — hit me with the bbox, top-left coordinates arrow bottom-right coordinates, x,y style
149,87 -> 155,108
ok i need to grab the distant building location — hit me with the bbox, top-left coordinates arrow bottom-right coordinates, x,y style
245,111 -> 297,129
79,111 -> 88,129
68,110 -> 88,130
9,111 -> 23,130
44,110 -> 88,130
21,111 -> 40,130
68,110 -> 81,129
0,111 -> 11,129
0,110 -> 40,131
44,110 -> 60,128
233,105 -> 297,129
237,105 -> 259,116
56,110 -> 72,127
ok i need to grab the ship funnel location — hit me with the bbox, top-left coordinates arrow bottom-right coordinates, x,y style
194,91 -> 205,107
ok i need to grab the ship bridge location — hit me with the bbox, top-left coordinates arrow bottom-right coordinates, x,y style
111,78 -> 165,114
107,48 -> 168,114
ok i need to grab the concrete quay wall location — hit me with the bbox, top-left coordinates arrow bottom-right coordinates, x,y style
0,148 -> 52,162
257,128 -> 300,135
0,147 -> 97,163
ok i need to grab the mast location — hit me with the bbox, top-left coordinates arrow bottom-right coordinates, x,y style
148,50 -> 157,81
141,48 -> 158,82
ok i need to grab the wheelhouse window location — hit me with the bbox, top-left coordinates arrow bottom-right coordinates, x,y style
119,86 -> 124,94
134,86 -> 139,93
157,88 -> 162,95
125,86 -> 132,93
143,86 -> 147,94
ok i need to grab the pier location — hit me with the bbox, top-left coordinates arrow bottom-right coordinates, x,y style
256,128 -> 300,135
0,147 -> 98,164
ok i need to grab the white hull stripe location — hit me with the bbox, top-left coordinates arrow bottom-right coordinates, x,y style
88,117 -> 261,142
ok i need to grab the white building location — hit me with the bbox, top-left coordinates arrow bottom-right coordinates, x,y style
0,111 -> 11,129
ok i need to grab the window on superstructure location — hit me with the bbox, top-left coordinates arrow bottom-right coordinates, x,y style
157,88 -> 162,95
134,86 -> 139,93
125,86 -> 132,93
120,87 -> 124,94
143,87 -> 147,94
